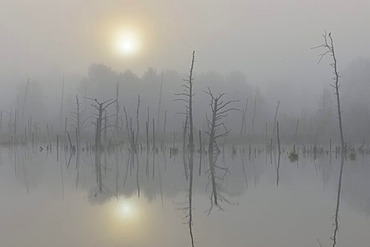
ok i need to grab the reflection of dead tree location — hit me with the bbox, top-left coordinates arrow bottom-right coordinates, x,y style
182,112 -> 189,180
240,151 -> 248,188
313,31 -> 345,247
205,88 -> 238,212
198,130 -> 203,176
175,51 -> 196,247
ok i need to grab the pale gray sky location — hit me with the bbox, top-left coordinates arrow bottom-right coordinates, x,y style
1,0 -> 370,109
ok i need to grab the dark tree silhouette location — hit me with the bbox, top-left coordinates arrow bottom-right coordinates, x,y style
313,31 -> 345,247
175,51 -> 196,247
204,88 -> 238,212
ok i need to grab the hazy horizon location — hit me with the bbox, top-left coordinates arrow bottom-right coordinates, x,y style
1,0 -> 370,135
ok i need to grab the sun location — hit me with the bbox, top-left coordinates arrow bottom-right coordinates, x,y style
115,31 -> 140,56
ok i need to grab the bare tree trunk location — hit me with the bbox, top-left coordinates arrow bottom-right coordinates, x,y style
239,98 -> 248,136
208,95 -> 219,206
75,95 -> 81,150
95,118 -> 102,192
86,98 -> 116,193
135,95 -> 140,149
14,109 -> 17,145
56,134 -> 59,162
146,121 -> 149,151
60,75 -> 64,132
115,81 -> 120,138
182,114 -> 189,180
313,32 -> 345,247
276,121 -> 281,186
0,111 -> 2,133
205,88 -> 237,211
272,100 -> 280,144
161,110 -> 167,149
157,70 -> 164,133
152,118 -> 156,151
252,95 -> 257,135
187,51 -> 196,247
329,33 -> 345,247
64,117 -> 68,143
198,130 -> 202,176
21,79 -> 30,128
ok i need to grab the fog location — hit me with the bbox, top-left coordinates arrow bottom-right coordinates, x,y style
1,0 -> 370,144
1,1 -> 370,247
1,0 -> 370,117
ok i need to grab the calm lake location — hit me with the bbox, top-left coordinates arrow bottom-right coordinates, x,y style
0,145 -> 369,247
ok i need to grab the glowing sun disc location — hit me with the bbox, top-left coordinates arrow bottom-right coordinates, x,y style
115,32 -> 139,55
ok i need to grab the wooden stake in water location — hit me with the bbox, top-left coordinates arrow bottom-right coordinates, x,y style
57,134 -> 59,162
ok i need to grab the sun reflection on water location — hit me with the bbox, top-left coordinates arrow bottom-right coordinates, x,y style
117,200 -> 135,219
105,198 -> 147,246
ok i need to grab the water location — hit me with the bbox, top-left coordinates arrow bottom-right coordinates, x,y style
0,146 -> 369,247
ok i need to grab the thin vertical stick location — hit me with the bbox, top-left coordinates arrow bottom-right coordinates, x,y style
162,110 -> 167,148
136,95 -> 140,147
252,95 -> 257,135
60,75 -> 64,132
272,100 -> 280,144
152,118 -> 156,151
276,121 -> 281,186
67,131 -> 73,151
157,70 -> 164,133
21,79 -> 30,128
277,121 -> 281,155
330,138 -> 332,164
57,134 -> 59,162
239,98 -> 248,136
198,129 -> 202,176
14,109 -> 17,145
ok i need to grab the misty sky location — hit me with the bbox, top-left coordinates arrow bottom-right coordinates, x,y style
1,0 -> 370,110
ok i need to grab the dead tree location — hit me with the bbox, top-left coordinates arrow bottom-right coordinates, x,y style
276,121 -> 281,186
271,100 -> 280,145
175,51 -> 196,247
21,79 -> 30,129
71,95 -> 87,151
123,107 -> 134,150
252,95 -> 257,135
137,96 -> 142,146
162,110 -> 167,149
60,75 -> 64,132
87,98 -> 116,193
239,98 -> 248,136
157,70 -> 164,134
204,88 -> 238,212
114,81 -> 120,141
313,31 -> 345,247
0,111 -> 2,132
182,112 -> 189,180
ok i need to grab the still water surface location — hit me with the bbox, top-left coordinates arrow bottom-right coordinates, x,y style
0,146 -> 369,247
